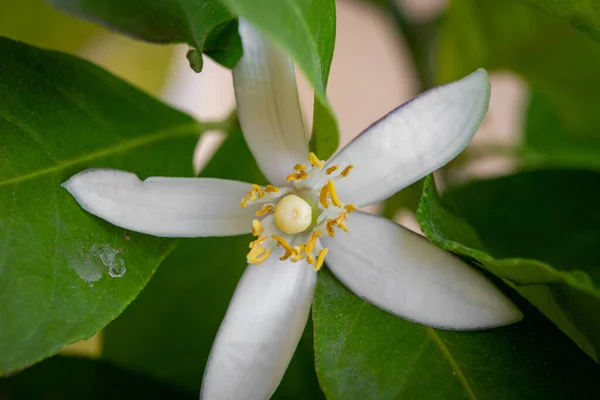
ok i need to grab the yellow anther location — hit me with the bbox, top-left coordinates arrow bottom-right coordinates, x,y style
334,212 -> 347,225
265,185 -> 280,193
247,246 -> 265,260
327,179 -> 343,208
339,221 -> 349,233
272,234 -> 298,261
308,152 -> 324,169
286,170 -> 309,182
344,204 -> 357,213
256,204 -> 274,217
306,230 -> 321,254
252,184 -> 264,198
240,197 -> 248,209
249,236 -> 267,248
314,248 -> 329,271
248,248 -> 271,264
341,165 -> 354,177
326,165 -> 339,175
251,219 -> 264,236
293,163 -> 307,171
319,184 -> 329,208
290,245 -> 305,262
326,220 -> 336,237
246,190 -> 257,201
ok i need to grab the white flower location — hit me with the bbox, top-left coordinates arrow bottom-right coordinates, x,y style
63,20 -> 522,400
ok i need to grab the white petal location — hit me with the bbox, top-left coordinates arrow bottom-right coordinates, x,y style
327,69 -> 490,207
201,253 -> 316,400
322,212 -> 522,330
62,169 -> 257,237
233,20 -> 309,185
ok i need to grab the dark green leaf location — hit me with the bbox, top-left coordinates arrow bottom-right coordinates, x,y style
438,0 -> 600,149
0,355 -> 194,399
417,172 -> 600,361
314,268 -> 600,399
102,128 -> 324,399
221,0 -> 340,159
520,0 -> 600,43
522,92 -> 600,170
45,0 -> 241,69
0,38 -> 204,374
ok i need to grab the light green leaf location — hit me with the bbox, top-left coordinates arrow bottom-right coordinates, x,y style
44,0 -> 241,69
0,0 -> 97,53
520,0 -> 600,43
1,0 -> 177,97
0,38 -> 205,374
522,92 -> 600,170
439,0 -> 600,146
221,0 -> 340,159
102,128 -> 324,399
0,355 -> 195,399
417,172 -> 600,361
314,268 -> 600,399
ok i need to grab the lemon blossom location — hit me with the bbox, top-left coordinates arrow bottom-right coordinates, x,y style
63,20 -> 523,400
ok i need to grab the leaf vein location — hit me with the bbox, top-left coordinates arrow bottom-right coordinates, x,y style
427,327 -> 477,400
0,122 -> 200,187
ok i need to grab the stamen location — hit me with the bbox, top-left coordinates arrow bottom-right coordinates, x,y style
334,212 -> 347,225
247,246 -> 264,260
319,185 -> 329,208
265,185 -> 280,193
293,163 -> 307,171
326,165 -> 338,175
290,245 -> 305,262
286,170 -> 309,182
339,222 -> 349,233
326,220 -> 336,237
251,219 -> 264,236
252,184 -> 264,198
246,189 -> 257,201
249,236 -> 267,248
240,197 -> 248,208
344,204 -> 357,213
309,152 -> 324,169
341,165 -> 354,177
327,179 -> 343,207
306,230 -> 321,254
272,234 -> 298,261
248,248 -> 271,264
256,204 -> 274,217
313,248 -> 329,271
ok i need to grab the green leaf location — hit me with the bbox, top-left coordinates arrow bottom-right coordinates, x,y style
438,0 -> 600,145
522,92 -> 600,170
314,268 -> 600,399
519,0 -> 600,43
417,172 -> 600,361
0,355 -> 194,399
0,38 -> 204,374
44,0 -> 241,69
221,0 -> 340,159
0,0 -> 97,53
102,128 -> 324,399
381,179 -> 424,220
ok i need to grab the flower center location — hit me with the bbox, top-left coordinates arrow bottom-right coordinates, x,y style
273,194 -> 312,234
240,152 -> 356,271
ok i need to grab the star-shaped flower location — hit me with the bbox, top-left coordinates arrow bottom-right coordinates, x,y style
63,20 -> 522,400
